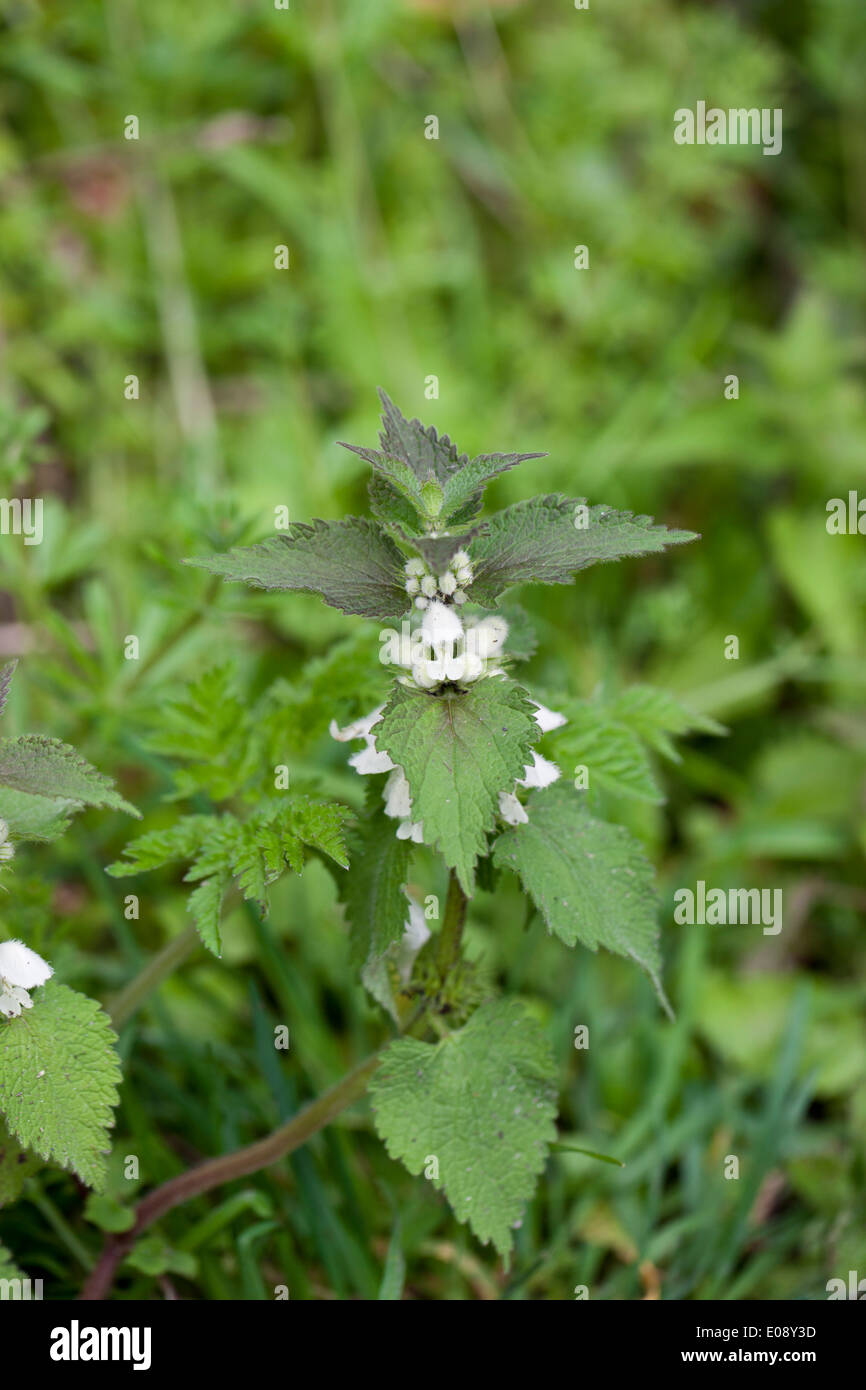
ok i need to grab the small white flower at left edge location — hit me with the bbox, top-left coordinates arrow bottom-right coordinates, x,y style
394,896 -> 431,985
517,751 -> 561,789
330,705 -> 396,775
0,939 -> 53,1018
498,791 -> 529,825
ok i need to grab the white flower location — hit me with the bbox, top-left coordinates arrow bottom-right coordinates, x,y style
415,596 -> 429,609
518,751 -> 561,789
0,819 -> 13,864
420,574 -> 438,598
395,898 -> 431,983
383,768 -> 413,820
532,701 -> 567,733
438,570 -> 457,596
455,565 -> 473,585
453,589 -> 467,604
466,615 -> 508,660
498,791 -> 528,825
0,939 -> 53,1018
421,600 -> 463,650
405,576 -> 420,596
404,557 -> 427,577
329,706 -> 385,742
451,549 -> 470,571
396,819 -> 424,843
349,738 -> 395,775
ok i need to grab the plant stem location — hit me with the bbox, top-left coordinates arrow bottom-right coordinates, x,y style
108,925 -> 201,1029
436,869 -> 468,978
79,1051 -> 381,1300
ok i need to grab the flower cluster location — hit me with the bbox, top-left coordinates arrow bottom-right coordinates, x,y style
0,938 -> 53,1018
330,629 -> 567,841
403,550 -> 474,609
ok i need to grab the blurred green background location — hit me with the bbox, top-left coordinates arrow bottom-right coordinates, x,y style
0,0 -> 864,1299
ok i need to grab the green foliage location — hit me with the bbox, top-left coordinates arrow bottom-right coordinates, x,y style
376,678 -> 540,895
494,786 -> 670,1014
370,1000 -> 558,1258
466,496 -> 697,606
0,983 -> 121,1191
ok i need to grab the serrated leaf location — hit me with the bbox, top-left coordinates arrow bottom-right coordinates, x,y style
0,1116 -> 41,1206
608,684 -> 726,762
106,814 -> 214,877
339,806 -> 412,964
368,473 -> 423,534
439,451 -> 545,524
466,495 -> 698,605
551,703 -> 662,803
493,785 -> 670,1014
376,679 -> 540,895
0,736 -> 139,817
0,787 -> 77,842
185,517 -> 407,621
186,873 -> 228,956
398,525 -> 488,574
0,982 -> 121,1190
370,999 -> 558,1258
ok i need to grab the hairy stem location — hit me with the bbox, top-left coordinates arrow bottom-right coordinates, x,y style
79,1051 -> 381,1300
436,869 -> 468,978
108,925 -> 201,1029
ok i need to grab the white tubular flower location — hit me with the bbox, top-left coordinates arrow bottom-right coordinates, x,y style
383,768 -> 413,820
0,939 -> 53,1018
395,898 -> 431,984
438,570 -> 457,596
410,656 -> 440,689
421,600 -> 464,650
455,566 -> 473,586
498,791 -> 528,825
329,706 -> 385,742
532,701 -> 567,733
415,596 -> 429,609
518,751 -> 561,789
396,819 -> 424,843
466,615 -> 509,660
349,738 -> 395,775
453,590 -> 467,605
0,819 -> 13,864
404,558 -> 426,577
420,574 -> 438,598
451,549 -> 470,571
405,576 -> 420,596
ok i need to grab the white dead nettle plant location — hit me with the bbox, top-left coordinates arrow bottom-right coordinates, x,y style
0,938 -> 54,1018
331,607 -> 566,840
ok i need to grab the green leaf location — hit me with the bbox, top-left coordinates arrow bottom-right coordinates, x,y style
0,982 -> 121,1190
607,684 -> 725,762
550,702 -> 662,803
369,1000 -> 558,1258
185,517 -> 408,621
493,785 -> 670,1014
339,805 -> 412,964
106,815 -> 214,877
0,736 -> 139,817
0,1238 -> 24,1281
376,679 -> 540,895
0,1116 -> 41,1206
466,495 -> 698,605
0,787 -> 77,842
84,1191 -> 135,1233
186,872 -> 228,956
439,451 -> 545,526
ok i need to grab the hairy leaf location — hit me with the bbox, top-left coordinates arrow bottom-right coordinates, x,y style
0,737 -> 138,817
0,1117 -> 41,1206
185,517 -> 408,621
0,661 -> 17,719
608,684 -> 725,762
466,495 -> 698,605
339,806 -> 412,964
376,679 -> 540,894
0,787 -> 77,842
370,1000 -> 558,1258
0,983 -> 121,1190
493,785 -> 670,1014
550,702 -> 662,803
